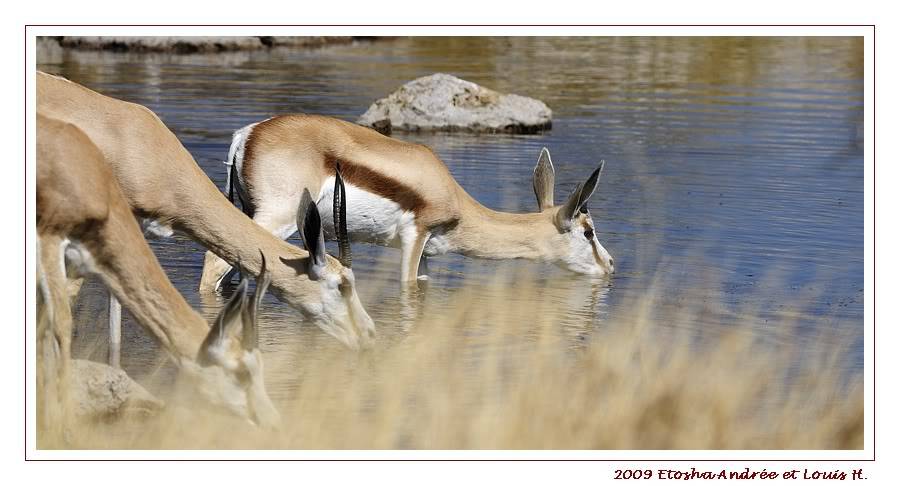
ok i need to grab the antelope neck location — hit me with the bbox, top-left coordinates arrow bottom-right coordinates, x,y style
445,199 -> 550,260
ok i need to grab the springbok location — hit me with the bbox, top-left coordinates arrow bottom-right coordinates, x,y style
37,73 -> 375,350
199,114 -> 614,288
36,114 -> 280,435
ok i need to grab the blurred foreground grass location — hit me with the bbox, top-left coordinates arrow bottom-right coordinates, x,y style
45,268 -> 862,450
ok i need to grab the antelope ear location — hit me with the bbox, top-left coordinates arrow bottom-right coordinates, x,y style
296,188 -> 313,242
533,147 -> 555,211
199,278 -> 249,363
554,161 -> 604,230
240,250 -> 270,351
301,199 -> 327,280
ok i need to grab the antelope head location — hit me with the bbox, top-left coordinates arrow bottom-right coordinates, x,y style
293,164 -> 376,350
179,253 -> 281,428
532,147 -> 615,276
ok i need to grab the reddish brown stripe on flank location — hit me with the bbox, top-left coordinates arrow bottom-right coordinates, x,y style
324,155 -> 427,213
241,115 -> 428,214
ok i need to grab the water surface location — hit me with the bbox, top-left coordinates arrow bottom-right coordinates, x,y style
37,36 -> 864,400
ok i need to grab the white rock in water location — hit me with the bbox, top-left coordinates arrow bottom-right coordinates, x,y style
69,359 -> 164,420
358,73 -> 552,134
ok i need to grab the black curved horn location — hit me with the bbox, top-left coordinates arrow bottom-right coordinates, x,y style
334,163 -> 352,268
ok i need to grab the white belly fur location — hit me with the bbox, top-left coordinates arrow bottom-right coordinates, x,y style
317,177 -> 415,248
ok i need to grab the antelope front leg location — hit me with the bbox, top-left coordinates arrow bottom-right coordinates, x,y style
400,228 -> 430,284
108,293 -> 122,368
37,236 -> 73,442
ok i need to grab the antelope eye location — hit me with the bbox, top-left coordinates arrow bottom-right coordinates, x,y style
584,228 -> 594,240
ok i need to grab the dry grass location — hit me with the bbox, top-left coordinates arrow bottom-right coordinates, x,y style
42,268 -> 863,450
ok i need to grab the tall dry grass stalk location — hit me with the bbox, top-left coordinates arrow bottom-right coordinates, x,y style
45,268 -> 862,450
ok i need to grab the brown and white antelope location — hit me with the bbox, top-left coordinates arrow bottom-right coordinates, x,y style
36,114 -> 280,435
37,73 -> 375,350
200,114 -> 615,288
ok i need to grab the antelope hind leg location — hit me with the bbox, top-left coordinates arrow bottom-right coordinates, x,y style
199,250 -> 235,292
400,229 -> 431,284
199,209 -> 297,292
418,254 -> 429,280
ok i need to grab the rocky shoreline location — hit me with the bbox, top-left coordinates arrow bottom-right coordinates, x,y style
39,36 -> 382,54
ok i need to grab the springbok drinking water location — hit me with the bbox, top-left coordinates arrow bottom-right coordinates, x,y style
37,73 -> 375,350
200,114 -> 614,288
37,114 -> 280,435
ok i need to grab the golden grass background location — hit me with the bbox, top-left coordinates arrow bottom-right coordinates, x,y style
42,265 -> 863,450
